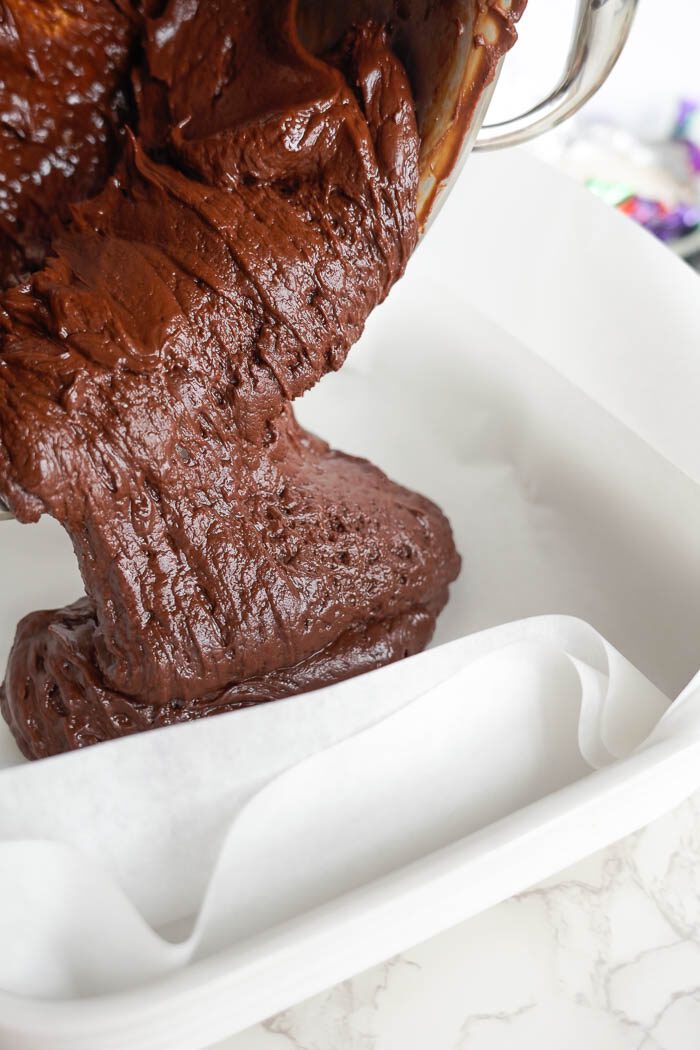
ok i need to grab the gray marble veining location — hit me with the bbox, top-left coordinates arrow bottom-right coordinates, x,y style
216,792 -> 700,1050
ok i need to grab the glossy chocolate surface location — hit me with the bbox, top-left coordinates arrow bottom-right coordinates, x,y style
0,0 -> 460,758
0,0 -> 137,287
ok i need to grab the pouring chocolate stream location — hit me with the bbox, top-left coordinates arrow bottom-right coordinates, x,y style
0,0 -> 524,758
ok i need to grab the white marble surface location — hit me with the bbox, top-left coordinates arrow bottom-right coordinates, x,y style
216,793 -> 700,1050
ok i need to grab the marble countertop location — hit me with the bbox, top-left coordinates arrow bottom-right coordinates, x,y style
217,792 -> 700,1050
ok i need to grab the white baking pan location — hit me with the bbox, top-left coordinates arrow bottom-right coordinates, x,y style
1,147 -> 700,1048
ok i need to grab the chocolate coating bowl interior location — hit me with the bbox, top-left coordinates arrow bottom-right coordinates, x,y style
298,0 -> 527,228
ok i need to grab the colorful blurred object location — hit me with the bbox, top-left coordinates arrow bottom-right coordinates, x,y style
600,190 -> 700,244
534,100 -> 700,257
674,100 -> 700,173
582,100 -> 700,252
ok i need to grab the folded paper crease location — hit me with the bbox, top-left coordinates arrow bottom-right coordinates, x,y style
0,614 -> 678,999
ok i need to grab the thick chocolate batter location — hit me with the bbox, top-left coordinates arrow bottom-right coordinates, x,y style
0,0 -> 460,759
0,0 -> 138,287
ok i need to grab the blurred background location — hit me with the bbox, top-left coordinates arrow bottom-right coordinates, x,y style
490,0 -> 700,266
